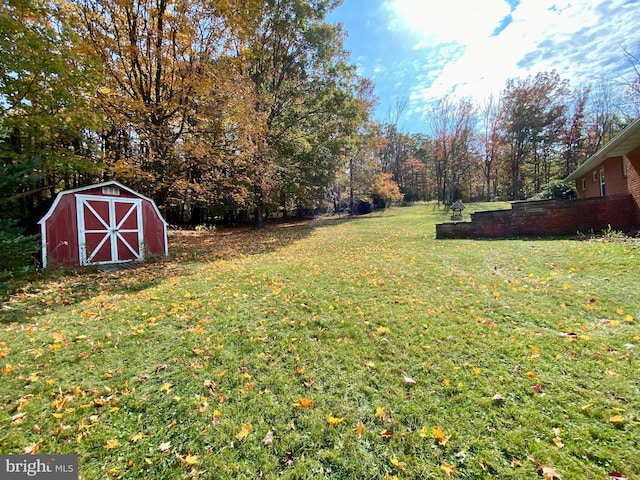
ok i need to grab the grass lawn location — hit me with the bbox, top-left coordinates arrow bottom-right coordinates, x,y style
1,203 -> 638,479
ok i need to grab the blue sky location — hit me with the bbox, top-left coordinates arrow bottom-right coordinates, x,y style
328,0 -> 639,133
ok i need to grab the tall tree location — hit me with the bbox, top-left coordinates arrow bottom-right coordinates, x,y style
584,80 -> 625,158
478,94 -> 502,200
1,0 -> 102,220
379,125 -> 415,190
236,0 -> 363,227
378,96 -> 413,189
622,42 -> 640,115
75,0 -> 257,210
426,94 -> 476,204
560,86 -> 589,177
499,71 -> 568,199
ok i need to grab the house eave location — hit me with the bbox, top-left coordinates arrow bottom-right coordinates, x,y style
564,117 -> 640,182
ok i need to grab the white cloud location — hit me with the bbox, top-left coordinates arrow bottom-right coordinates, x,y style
387,0 -> 511,45
391,0 -> 637,119
336,0 -> 640,131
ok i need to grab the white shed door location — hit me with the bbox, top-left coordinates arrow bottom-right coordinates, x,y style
76,195 -> 144,265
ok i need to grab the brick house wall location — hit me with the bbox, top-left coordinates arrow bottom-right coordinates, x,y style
627,145 -> 640,225
575,155 -> 628,198
437,119 -> 640,240
436,195 -> 636,239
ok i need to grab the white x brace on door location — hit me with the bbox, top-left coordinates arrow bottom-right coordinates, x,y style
76,194 -> 144,265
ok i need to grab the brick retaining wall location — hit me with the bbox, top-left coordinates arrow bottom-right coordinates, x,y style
436,195 -> 637,239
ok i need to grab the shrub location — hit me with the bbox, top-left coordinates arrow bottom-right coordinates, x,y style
0,219 -> 40,296
530,180 -> 576,200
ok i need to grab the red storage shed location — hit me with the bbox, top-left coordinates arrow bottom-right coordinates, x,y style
39,181 -> 168,268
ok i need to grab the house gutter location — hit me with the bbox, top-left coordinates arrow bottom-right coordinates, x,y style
564,117 -> 640,182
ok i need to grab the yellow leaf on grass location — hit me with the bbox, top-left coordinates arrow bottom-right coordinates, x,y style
390,458 -> 406,470
16,394 -> 34,410
293,398 -> 313,408
552,436 -> 564,449
374,407 -> 386,420
419,426 -> 429,438
236,423 -> 252,441
433,426 -> 452,446
159,383 -> 172,393
327,415 -> 344,426
104,439 -> 120,449
184,454 -> 198,466
354,421 -> 365,437
131,432 -> 144,442
609,415 -> 625,425
52,396 -> 71,411
376,326 -> 390,334
440,461 -> 457,477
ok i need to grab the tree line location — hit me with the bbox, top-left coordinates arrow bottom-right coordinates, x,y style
382,72 -> 639,205
2,0 -> 392,229
1,0 -> 640,285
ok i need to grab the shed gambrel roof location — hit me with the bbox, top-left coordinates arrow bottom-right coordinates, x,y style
564,117 -> 640,182
37,180 -> 166,227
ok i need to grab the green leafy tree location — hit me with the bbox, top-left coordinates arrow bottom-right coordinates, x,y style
236,0 -> 367,227
499,71 -> 569,199
0,0 -> 102,220
0,219 -> 40,296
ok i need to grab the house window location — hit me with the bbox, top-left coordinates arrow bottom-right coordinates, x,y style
581,178 -> 586,191
622,155 -> 628,178
599,168 -> 605,196
592,171 -> 598,182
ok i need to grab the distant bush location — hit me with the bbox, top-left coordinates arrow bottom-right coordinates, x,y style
530,180 -> 576,200
356,200 -> 372,214
400,186 -> 419,203
0,219 -> 40,296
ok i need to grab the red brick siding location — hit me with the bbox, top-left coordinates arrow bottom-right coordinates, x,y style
627,146 -> 640,224
575,156 -> 627,199
605,156 -> 630,196
436,195 -> 636,239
